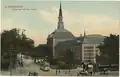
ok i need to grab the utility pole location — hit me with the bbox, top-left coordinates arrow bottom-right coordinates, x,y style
19,52 -> 23,74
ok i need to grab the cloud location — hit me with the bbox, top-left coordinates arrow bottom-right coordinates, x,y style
39,7 -> 119,36
2,18 -> 47,46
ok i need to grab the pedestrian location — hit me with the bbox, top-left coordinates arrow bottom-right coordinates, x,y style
56,69 -> 58,75
33,72 -> 35,76
82,63 -> 85,72
69,69 -> 71,73
93,63 -> 96,75
28,72 -> 31,76
35,72 -> 38,76
59,69 -> 60,73
103,68 -> 106,74
103,68 -> 108,75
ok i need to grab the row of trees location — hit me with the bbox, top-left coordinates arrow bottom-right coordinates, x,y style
32,44 -> 53,62
1,28 -> 52,70
97,34 -> 119,65
1,28 -> 34,69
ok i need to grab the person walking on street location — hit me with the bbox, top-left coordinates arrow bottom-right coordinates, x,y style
59,69 -> 60,74
69,68 -> 71,73
56,69 -> 58,75
82,62 -> 86,72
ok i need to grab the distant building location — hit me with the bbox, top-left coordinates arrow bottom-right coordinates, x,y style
47,3 -> 105,63
77,34 -> 105,63
55,34 -> 105,63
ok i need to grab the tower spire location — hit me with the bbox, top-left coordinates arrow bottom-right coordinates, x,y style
57,2 -> 64,29
59,2 -> 62,17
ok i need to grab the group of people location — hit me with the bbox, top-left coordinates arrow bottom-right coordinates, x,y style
56,69 -> 61,75
77,62 -> 94,76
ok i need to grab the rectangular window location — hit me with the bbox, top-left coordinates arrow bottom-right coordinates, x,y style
84,50 -> 94,52
84,46 -> 93,49
84,56 -> 95,59
84,49 -> 93,51
84,53 -> 94,56
84,55 -> 95,57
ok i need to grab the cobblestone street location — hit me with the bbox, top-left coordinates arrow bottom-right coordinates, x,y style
1,62 -> 119,76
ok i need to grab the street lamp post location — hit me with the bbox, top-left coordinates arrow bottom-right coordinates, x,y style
9,45 -> 15,76
77,40 -> 81,63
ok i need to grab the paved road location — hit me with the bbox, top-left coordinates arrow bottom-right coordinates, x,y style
1,63 -> 119,76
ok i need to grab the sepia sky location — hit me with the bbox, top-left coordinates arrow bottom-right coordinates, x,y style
2,0 -> 120,46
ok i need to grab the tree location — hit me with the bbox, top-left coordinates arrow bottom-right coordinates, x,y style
1,28 -> 34,70
30,44 -> 53,62
97,34 -> 119,65
64,49 -> 74,66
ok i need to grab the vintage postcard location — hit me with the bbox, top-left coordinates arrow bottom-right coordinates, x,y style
1,0 -> 119,76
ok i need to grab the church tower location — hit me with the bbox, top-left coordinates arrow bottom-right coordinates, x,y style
57,2 -> 64,29
47,2 -> 75,58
